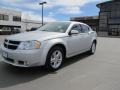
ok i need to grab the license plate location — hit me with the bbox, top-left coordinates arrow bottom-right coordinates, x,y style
2,52 -> 8,58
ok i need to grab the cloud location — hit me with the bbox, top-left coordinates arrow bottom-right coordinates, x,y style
4,0 -> 32,3
0,0 -> 105,21
45,0 -> 104,15
1,0 -> 104,9
0,0 -> 57,21
45,0 -> 104,6
22,11 -> 56,22
58,6 -> 82,14
48,12 -> 54,17
24,2 -> 53,10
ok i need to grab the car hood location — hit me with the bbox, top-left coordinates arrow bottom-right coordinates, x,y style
6,31 -> 67,41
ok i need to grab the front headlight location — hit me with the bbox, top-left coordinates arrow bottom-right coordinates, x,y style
18,40 -> 41,50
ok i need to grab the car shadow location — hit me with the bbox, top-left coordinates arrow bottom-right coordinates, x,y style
62,52 -> 91,68
0,52 -> 91,88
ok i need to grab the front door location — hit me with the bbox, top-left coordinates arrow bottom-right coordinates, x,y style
67,24 -> 85,56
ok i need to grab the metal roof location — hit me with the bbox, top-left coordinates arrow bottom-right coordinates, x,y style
96,0 -> 120,8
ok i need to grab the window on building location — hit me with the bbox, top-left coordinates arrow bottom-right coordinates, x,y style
4,15 -> 9,21
110,11 -> 120,19
0,14 -> 3,20
0,14 -> 9,21
13,16 -> 21,21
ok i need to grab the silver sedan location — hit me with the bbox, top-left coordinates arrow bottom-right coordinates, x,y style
1,21 -> 97,71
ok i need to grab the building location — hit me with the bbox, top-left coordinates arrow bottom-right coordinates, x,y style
70,16 -> 99,32
97,0 -> 120,35
0,8 -> 22,34
71,0 -> 120,36
0,8 -> 42,34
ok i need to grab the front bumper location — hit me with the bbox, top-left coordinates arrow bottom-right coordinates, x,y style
1,45 -> 43,67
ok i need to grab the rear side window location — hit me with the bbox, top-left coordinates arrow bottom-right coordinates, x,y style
81,24 -> 90,33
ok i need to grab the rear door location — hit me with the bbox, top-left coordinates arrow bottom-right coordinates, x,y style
80,24 -> 92,50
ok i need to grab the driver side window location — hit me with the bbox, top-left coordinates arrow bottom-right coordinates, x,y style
71,24 -> 82,33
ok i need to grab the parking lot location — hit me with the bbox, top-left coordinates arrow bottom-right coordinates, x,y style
0,37 -> 120,90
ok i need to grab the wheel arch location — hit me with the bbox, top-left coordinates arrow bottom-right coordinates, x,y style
41,40 -> 67,65
48,43 -> 66,56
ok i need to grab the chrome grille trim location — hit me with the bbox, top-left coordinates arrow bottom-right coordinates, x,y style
4,39 -> 21,50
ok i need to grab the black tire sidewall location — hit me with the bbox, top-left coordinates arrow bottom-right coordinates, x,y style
90,42 -> 96,54
45,46 -> 65,71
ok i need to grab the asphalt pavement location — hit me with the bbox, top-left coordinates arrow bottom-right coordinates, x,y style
0,37 -> 120,90
0,35 -> 8,53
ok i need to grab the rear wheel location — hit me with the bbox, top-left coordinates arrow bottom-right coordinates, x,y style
45,46 -> 65,71
89,42 -> 96,54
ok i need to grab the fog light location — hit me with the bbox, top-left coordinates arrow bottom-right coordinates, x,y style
25,61 -> 29,66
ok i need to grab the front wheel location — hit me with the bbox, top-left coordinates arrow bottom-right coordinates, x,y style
45,46 -> 65,71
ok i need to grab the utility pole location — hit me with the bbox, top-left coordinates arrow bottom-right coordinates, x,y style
39,2 -> 47,26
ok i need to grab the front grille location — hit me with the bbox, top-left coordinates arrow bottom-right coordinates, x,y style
4,39 -> 21,50
9,40 -> 20,45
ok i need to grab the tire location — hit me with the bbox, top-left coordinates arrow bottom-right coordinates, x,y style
89,42 -> 96,55
45,46 -> 65,71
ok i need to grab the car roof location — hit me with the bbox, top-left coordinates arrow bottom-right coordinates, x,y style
49,21 -> 87,25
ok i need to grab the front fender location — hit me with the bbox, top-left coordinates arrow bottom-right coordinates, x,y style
40,38 -> 67,65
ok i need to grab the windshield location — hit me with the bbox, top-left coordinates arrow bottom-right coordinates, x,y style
37,22 -> 70,33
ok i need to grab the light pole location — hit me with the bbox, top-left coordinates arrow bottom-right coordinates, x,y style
39,1 -> 47,26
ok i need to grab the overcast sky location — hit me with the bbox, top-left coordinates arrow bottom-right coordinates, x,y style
0,0 -> 108,21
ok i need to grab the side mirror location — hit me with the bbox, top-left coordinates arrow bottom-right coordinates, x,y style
69,30 -> 79,35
